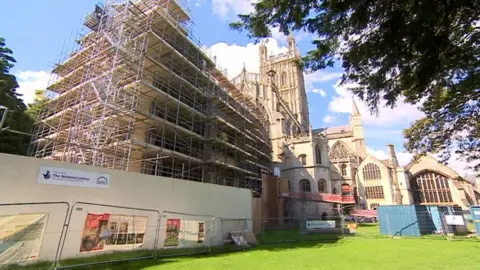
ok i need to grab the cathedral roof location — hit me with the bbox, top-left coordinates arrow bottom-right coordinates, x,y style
312,126 -> 353,137
380,159 -> 393,168
324,125 -> 352,135
311,128 -> 325,134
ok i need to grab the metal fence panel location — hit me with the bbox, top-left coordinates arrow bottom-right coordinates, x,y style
157,211 -> 215,257
0,202 -> 70,269
216,218 -> 252,251
56,202 -> 160,269
470,206 -> 480,236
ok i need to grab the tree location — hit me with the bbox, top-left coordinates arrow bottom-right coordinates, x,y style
0,37 -> 34,155
26,89 -> 46,120
230,0 -> 480,171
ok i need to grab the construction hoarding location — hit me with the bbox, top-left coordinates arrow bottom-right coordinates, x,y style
0,213 -> 48,265
79,213 -> 147,252
163,219 -> 209,248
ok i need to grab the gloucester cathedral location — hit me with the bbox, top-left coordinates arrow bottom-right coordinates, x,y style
230,35 -> 478,218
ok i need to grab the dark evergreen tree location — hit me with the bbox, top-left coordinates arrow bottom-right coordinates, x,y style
0,37 -> 34,155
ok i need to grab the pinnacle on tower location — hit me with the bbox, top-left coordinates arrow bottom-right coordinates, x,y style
287,33 -> 294,41
352,98 -> 360,116
287,33 -> 296,53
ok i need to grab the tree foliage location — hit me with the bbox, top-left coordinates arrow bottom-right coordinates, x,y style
230,0 -> 480,171
0,37 -> 33,155
26,90 -> 46,120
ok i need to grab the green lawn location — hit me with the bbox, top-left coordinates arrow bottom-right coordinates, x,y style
12,225 -> 480,270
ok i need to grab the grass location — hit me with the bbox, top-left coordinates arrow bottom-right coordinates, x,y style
10,225 -> 480,270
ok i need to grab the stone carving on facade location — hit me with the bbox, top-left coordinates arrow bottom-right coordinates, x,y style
329,141 -> 350,159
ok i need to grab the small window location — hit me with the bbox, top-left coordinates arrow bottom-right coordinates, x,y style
300,179 -> 311,192
332,187 -> 337,194
315,145 -> 322,164
299,154 -> 307,166
318,179 -> 327,193
341,164 -> 347,176
281,72 -> 287,86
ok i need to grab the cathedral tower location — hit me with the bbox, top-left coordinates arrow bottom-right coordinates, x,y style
350,99 -> 366,159
259,35 -> 310,132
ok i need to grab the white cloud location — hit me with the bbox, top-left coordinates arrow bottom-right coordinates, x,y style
328,80 -> 424,127
311,88 -> 326,97
366,146 -> 474,176
268,27 -> 308,45
323,115 -> 334,123
15,70 -> 50,105
207,38 -> 287,79
270,27 -> 286,44
195,0 -> 206,6
304,71 -> 342,92
367,146 -> 413,167
212,0 -> 255,19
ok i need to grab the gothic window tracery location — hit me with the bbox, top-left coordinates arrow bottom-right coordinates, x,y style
363,163 -> 384,199
329,142 -> 350,159
410,171 -> 452,204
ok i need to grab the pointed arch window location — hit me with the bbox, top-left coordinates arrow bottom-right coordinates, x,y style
363,163 -> 381,180
281,72 -> 287,86
410,171 -> 452,204
298,154 -> 307,166
329,142 -> 349,159
362,163 -> 384,199
315,145 -> 322,164
340,164 -> 347,176
318,179 -> 327,193
299,179 -> 311,192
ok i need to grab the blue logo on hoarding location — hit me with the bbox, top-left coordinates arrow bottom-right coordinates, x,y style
96,176 -> 108,185
42,170 -> 51,180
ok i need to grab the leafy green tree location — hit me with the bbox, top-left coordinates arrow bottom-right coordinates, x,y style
26,89 -> 46,120
0,37 -> 33,155
230,0 -> 480,171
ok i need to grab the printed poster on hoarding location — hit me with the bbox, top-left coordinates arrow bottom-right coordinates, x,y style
198,222 -> 205,243
0,213 -> 48,265
80,213 -> 147,253
164,219 -> 180,247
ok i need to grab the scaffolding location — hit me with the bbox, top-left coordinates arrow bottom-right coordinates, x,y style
29,0 -> 271,195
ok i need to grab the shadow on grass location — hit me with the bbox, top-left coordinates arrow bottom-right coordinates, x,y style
10,225 -> 386,270
9,238 -> 344,270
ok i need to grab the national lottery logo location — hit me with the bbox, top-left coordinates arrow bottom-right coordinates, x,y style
42,170 -> 51,180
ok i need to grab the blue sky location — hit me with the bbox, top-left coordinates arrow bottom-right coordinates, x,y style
0,0 -> 472,175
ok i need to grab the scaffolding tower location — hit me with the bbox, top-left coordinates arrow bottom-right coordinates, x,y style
29,0 -> 272,196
